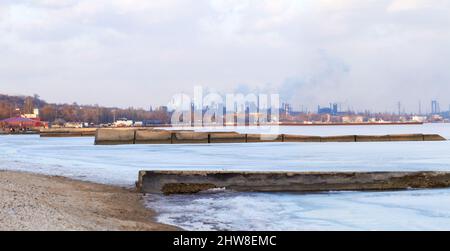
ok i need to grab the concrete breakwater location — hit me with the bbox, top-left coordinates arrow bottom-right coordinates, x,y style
137,170 -> 450,195
40,128 -> 97,137
94,128 -> 446,145
0,130 -> 39,135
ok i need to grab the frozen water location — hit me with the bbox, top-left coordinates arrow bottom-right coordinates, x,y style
147,189 -> 450,231
1,123 -> 450,230
2,128 -> 450,186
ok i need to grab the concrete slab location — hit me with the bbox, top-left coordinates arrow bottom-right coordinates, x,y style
172,132 -> 209,144
283,135 -> 322,142
40,128 -> 97,137
209,132 -> 246,143
137,170 -> 450,195
356,135 -> 392,142
388,134 -> 424,141
320,135 -> 357,142
423,134 -> 447,141
95,128 -> 136,145
246,134 -> 283,143
135,130 -> 172,144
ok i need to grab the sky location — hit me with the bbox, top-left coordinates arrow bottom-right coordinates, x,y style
0,0 -> 450,113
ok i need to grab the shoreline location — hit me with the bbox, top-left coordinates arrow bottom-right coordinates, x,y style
0,170 -> 179,231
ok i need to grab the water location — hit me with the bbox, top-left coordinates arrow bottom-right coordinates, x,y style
1,123 -> 450,230
146,189 -> 450,231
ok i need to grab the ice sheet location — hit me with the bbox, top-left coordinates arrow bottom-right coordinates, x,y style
147,189 -> 450,231
1,123 -> 450,230
1,134 -> 450,187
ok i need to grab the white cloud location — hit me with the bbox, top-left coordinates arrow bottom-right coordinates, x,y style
0,0 -> 449,112
387,0 -> 446,12
316,0 -> 375,10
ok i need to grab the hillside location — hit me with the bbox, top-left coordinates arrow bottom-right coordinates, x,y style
0,94 -> 169,124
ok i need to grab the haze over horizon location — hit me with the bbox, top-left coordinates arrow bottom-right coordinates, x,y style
1,0 -> 449,113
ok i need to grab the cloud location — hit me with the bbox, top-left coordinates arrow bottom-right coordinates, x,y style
387,0 -> 449,12
0,0 -> 449,112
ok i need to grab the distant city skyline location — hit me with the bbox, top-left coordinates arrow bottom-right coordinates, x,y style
1,1 -> 450,112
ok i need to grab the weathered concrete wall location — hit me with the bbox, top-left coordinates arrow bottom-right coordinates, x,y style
94,128 -> 447,145
135,130 -> 172,144
95,128 -> 136,145
355,134 -> 446,142
40,128 -> 97,137
388,134 -> 424,141
356,135 -> 392,142
320,135 -> 357,142
246,134 -> 283,143
137,170 -> 450,195
283,135 -> 321,142
1,130 -> 39,135
172,132 -> 209,144
209,132 -> 246,143
81,131 -> 97,137
40,132 -> 83,137
424,134 -> 447,141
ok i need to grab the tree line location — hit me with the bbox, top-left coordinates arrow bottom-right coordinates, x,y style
0,94 -> 170,124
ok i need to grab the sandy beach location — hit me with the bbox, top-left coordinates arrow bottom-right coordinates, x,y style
0,171 -> 177,231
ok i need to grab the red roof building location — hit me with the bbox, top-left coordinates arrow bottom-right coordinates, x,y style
0,117 -> 47,128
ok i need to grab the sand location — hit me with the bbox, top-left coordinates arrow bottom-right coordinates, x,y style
0,171 -> 178,231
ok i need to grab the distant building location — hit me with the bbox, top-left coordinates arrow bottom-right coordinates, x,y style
22,108 -> 40,119
431,100 -> 440,114
114,118 -> 134,127
368,117 -> 386,123
0,117 -> 47,129
64,122 -> 85,128
281,102 -> 292,116
430,114 -> 444,122
143,120 -> 163,126
318,106 -> 333,115
332,103 -> 338,114
412,116 -> 427,123
0,107 -> 49,130
342,115 -> 364,123
318,103 -> 339,115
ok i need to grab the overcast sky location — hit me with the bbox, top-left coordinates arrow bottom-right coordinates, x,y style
1,0 -> 450,112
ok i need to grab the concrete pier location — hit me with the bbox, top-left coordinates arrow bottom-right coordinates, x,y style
209,132 -> 247,143
95,128 -> 136,145
137,170 -> 450,195
320,135 -> 357,142
356,135 -> 392,142
246,134 -> 283,143
40,128 -> 97,137
356,134 -> 447,142
424,134 -> 447,141
94,128 -> 447,145
283,135 -> 321,142
172,132 -> 209,144
388,134 -> 424,141
135,130 -> 172,144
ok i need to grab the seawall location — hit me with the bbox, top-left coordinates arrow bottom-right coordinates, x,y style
94,128 -> 447,145
137,170 -> 450,195
40,128 -> 97,137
